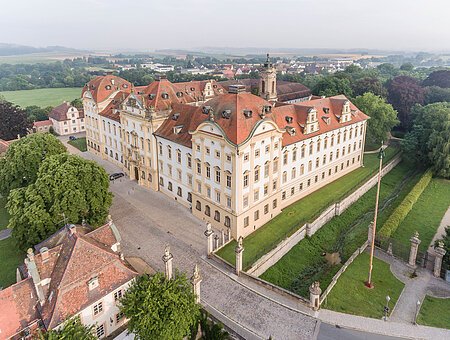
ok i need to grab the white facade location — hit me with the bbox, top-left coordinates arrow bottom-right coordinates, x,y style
50,106 -> 86,136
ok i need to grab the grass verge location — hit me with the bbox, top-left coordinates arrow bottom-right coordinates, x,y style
68,137 -> 87,152
0,87 -> 82,107
323,252 -> 404,319
260,160 -> 420,297
417,295 -> 450,329
391,178 -> 450,253
0,237 -> 24,288
217,146 -> 400,269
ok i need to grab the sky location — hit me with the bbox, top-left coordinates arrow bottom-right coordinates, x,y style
0,0 -> 449,52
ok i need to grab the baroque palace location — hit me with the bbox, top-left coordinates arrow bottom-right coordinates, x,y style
83,56 -> 369,239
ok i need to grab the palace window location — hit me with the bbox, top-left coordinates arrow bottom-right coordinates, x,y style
168,182 -> 173,191
254,189 -> 259,202
96,325 -> 105,338
216,191 -> 220,203
167,146 -> 172,159
93,302 -> 103,316
243,174 -> 249,188
177,187 -> 182,197
300,164 -> 304,175
205,205 -> 211,216
273,159 -> 278,173
301,145 -> 305,158
283,153 -> 288,165
292,149 -> 297,162
255,149 -> 260,157
227,196 -> 232,208
196,201 -> 201,211
226,174 -> 232,188
177,150 -> 181,163
244,217 -> 249,227
254,210 -> 259,221
309,143 -> 313,155
215,169 -> 221,183
225,216 -> 231,227
273,199 -> 277,209
264,162 -> 270,178
254,167 -> 260,182
282,171 -> 287,183
214,211 -> 220,222
187,155 -> 192,168
243,196 -> 248,208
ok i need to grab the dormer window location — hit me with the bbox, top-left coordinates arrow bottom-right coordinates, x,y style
161,93 -> 169,99
176,92 -> 183,97
190,87 -> 195,91
286,126 -> 296,136
123,84 -> 128,89
88,276 -> 99,291
149,93 -> 156,100
243,110 -> 252,118
264,105 -> 272,113
172,113 -> 180,120
322,116 -> 331,125
202,106 -> 211,114
173,125 -> 183,134
285,116 -> 293,124
222,110 -> 231,119
323,107 -> 330,114
105,85 -> 112,90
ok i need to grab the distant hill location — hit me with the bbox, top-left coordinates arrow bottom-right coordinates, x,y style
0,43 -> 87,56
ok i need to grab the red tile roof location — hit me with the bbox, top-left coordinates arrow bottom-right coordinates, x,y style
155,93 -> 369,147
48,102 -> 81,121
98,92 -> 126,122
33,120 -> 52,128
82,75 -> 132,103
0,279 -> 39,339
7,223 -> 138,331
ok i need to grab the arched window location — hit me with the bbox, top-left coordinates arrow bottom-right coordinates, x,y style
205,205 -> 211,216
300,164 -> 304,175
196,201 -> 201,211
271,81 -> 275,94
214,210 -> 220,222
261,80 -> 266,93
224,216 -> 231,227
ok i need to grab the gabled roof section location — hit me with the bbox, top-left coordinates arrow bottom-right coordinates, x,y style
98,91 -> 127,122
0,278 -> 39,339
82,75 -> 132,103
48,102 -> 72,121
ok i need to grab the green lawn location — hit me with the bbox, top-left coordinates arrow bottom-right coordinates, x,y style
417,295 -> 450,329
68,137 -> 87,152
391,178 -> 450,253
0,87 -> 82,107
0,237 -> 24,288
217,146 -> 400,269
324,252 -> 404,319
260,161 -> 420,297
0,196 -> 9,230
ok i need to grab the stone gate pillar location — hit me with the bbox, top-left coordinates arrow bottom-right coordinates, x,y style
221,229 -> 225,246
309,281 -> 322,311
204,223 -> 214,258
191,264 -> 202,304
162,245 -> 173,280
434,241 -> 447,278
408,232 -> 421,268
214,234 -> 220,250
227,227 -> 231,242
235,236 -> 244,276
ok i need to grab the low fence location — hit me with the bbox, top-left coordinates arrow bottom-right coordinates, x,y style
247,154 -> 402,277
320,241 -> 369,304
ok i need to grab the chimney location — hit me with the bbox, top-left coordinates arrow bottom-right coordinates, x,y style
40,247 -> 49,262
228,84 -> 246,94
25,248 -> 45,305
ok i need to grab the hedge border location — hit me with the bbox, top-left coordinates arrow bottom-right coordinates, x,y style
378,169 -> 433,238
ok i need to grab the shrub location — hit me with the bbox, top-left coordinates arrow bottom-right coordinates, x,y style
378,170 -> 432,238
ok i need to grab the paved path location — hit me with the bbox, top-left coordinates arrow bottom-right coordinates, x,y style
0,228 -> 11,240
429,206 -> 450,251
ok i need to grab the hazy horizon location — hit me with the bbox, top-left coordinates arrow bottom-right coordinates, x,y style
1,0 -> 449,53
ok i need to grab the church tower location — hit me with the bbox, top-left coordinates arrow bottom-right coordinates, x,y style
259,53 -> 278,102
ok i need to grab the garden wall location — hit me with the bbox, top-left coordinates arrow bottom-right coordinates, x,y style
247,154 -> 402,277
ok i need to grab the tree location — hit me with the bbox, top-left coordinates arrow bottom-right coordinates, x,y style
423,70 -> 450,88
197,310 -> 229,340
387,76 -> 425,130
353,93 -> 399,144
70,98 -> 83,110
8,153 -> 112,249
0,133 -> 66,195
0,97 -> 31,140
312,76 -> 353,97
402,102 -> 450,178
400,63 -> 414,72
120,272 -> 200,340
352,77 -> 387,98
424,86 -> 450,105
36,316 -> 95,339
25,105 -> 53,122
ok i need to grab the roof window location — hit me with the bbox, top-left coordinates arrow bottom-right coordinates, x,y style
243,110 -> 252,118
161,93 -> 169,99
323,107 -> 330,114
173,125 -> 183,134
176,92 -> 183,97
172,113 -> 180,120
222,110 -> 231,119
149,93 -> 156,100
285,116 -> 293,123
105,85 -> 112,90
202,106 -> 211,114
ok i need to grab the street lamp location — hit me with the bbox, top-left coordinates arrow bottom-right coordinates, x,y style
366,142 -> 385,288
414,300 -> 421,325
384,295 -> 391,321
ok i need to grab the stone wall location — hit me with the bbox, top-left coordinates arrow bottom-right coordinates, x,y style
246,154 -> 401,277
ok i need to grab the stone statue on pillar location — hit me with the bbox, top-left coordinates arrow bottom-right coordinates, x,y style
309,281 -> 322,311
204,222 -> 214,258
235,236 -> 244,276
434,241 -> 447,278
162,245 -> 174,280
191,264 -> 202,304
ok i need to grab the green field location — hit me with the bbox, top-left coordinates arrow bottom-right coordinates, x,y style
217,146 -> 400,269
0,196 -> 9,230
324,252 -> 404,319
68,137 -> 87,152
0,87 -> 82,107
392,178 -> 450,253
417,295 -> 450,329
0,237 -> 24,288
260,161 -> 420,297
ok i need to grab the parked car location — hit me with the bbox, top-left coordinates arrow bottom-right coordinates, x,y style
69,136 -> 77,141
109,172 -> 125,181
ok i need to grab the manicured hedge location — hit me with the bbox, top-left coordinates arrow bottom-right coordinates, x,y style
378,170 -> 432,238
